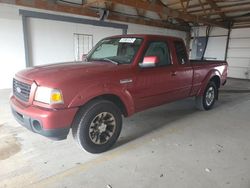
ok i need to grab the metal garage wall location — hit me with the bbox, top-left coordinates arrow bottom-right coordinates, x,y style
190,26 -> 228,60
28,18 -> 123,66
0,4 -> 26,89
227,28 -> 250,79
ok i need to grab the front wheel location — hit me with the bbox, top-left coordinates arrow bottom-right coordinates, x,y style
72,100 -> 122,153
195,81 -> 218,111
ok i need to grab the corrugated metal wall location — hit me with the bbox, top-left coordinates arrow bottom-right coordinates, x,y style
227,28 -> 250,79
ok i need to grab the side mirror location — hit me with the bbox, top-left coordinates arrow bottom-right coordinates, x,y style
139,56 -> 159,68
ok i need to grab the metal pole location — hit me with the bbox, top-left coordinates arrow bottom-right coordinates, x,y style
22,16 -> 31,67
224,23 -> 232,61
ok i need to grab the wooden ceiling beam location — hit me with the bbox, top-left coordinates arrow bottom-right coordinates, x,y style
167,0 -> 195,7
104,0 -> 228,28
0,0 -> 188,31
177,2 -> 209,10
185,0 -> 190,12
180,0 -> 185,12
82,0 -> 105,8
104,1 -> 115,10
195,5 -> 250,16
152,0 -> 169,20
107,13 -> 189,31
214,15 -> 250,22
135,8 -> 146,17
135,0 -> 147,17
179,0 -> 190,13
233,17 -> 250,23
206,0 -> 226,19
233,24 -> 250,29
198,0 -> 208,18
186,2 -> 250,14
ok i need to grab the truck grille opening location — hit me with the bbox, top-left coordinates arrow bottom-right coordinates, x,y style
13,78 -> 31,102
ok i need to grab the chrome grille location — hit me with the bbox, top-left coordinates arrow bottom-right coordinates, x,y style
13,78 -> 31,102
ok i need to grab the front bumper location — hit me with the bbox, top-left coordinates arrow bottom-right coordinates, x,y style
10,96 -> 78,140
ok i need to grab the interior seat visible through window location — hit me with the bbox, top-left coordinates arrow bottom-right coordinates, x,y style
144,42 -> 170,66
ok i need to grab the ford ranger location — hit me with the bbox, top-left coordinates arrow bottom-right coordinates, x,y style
10,35 -> 227,153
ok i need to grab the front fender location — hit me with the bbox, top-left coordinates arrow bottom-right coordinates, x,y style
68,83 -> 135,116
197,69 -> 221,96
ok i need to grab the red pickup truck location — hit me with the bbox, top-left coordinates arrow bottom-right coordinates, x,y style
10,35 -> 227,153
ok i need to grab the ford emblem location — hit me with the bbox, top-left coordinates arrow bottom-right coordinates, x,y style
16,87 -> 22,93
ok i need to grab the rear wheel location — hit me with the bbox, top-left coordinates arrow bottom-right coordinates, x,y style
72,99 -> 122,153
195,81 -> 218,110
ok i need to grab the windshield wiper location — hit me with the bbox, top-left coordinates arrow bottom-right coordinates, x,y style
103,58 -> 119,65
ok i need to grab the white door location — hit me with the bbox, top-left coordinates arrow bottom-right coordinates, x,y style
227,28 -> 250,79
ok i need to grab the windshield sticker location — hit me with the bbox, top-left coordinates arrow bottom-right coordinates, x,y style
119,38 -> 136,43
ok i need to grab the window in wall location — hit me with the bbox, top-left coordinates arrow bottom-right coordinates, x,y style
174,41 -> 188,64
74,33 -> 93,61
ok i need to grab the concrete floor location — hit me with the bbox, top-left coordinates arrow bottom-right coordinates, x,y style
1,79 -> 250,188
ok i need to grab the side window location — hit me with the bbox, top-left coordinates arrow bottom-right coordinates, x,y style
174,41 -> 188,64
144,41 -> 171,66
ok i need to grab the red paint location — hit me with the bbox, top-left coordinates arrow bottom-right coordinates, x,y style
10,34 -> 227,134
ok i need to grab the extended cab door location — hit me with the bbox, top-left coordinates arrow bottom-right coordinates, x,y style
133,40 -> 180,111
170,39 -> 193,99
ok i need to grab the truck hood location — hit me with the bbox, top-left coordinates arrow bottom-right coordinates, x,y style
16,61 -> 122,86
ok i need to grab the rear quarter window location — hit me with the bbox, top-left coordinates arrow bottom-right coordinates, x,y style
174,41 -> 188,65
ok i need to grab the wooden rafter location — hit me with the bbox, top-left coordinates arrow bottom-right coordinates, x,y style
195,5 -> 250,16
178,2 -> 209,11
104,1 -> 114,11
198,0 -> 208,18
185,2 -> 250,14
136,0 -> 147,17
0,0 -> 189,31
233,17 -> 250,23
180,0 -> 185,12
185,0 -> 190,12
107,13 -> 189,31
167,0 -> 190,7
135,8 -> 146,17
82,0 -> 104,8
204,0 -> 225,19
179,0 -> 190,12
153,0 -> 169,21
102,0 -> 227,28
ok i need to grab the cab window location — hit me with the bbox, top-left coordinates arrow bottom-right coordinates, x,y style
144,41 -> 171,66
174,41 -> 188,64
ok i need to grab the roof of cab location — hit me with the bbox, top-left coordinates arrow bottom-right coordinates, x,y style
107,34 -> 183,41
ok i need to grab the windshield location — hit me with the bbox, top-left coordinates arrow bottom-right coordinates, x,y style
87,37 -> 143,64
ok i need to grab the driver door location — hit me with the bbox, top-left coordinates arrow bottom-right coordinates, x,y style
133,41 -> 178,111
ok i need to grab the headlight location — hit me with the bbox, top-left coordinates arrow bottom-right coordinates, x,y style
35,86 -> 64,104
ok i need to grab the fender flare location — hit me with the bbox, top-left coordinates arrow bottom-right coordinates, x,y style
197,69 -> 221,96
68,83 -> 135,116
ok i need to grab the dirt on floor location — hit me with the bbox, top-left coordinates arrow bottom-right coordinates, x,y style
0,123 -> 21,160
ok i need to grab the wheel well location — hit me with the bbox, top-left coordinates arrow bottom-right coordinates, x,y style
210,76 -> 220,89
92,94 -> 128,117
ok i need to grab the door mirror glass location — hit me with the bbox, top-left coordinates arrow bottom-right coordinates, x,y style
139,56 -> 159,68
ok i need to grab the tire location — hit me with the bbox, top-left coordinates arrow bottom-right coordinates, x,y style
72,99 -> 122,153
195,81 -> 218,111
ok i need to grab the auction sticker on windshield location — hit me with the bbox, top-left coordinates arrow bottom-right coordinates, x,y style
119,38 -> 136,43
